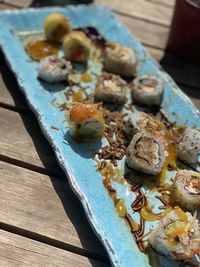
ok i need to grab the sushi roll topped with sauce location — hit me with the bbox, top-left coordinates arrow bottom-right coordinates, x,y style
67,103 -> 104,139
126,112 -> 176,175
126,130 -> 166,175
94,72 -> 127,109
104,42 -> 137,77
149,207 -> 200,261
171,170 -> 200,211
132,75 -> 163,106
38,55 -> 72,83
63,31 -> 91,63
176,127 -> 200,167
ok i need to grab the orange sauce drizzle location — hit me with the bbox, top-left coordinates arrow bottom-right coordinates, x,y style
159,129 -> 177,182
144,118 -> 177,183
128,217 -> 140,232
140,205 -> 171,222
115,199 -> 127,218
81,72 -> 92,83
26,40 -> 59,61
71,89 -> 84,102
69,103 -> 103,123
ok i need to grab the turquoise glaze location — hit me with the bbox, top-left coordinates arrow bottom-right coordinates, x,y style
0,5 -> 199,267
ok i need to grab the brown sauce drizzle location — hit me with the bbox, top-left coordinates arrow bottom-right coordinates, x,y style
126,214 -> 145,252
75,27 -> 106,49
96,112 -> 176,252
156,192 -> 170,209
24,26 -> 191,261
97,109 -> 128,166
131,188 -> 146,211
26,40 -> 59,61
71,88 -> 84,102
98,161 -> 148,252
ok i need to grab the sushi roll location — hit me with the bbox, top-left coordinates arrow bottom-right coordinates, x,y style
128,111 -> 152,133
176,128 -> 200,166
67,103 -> 104,138
63,31 -> 91,63
104,42 -> 137,77
94,72 -> 127,108
132,75 -> 163,106
44,13 -> 71,42
171,170 -> 200,211
122,111 -> 152,141
126,130 -> 166,175
38,55 -> 72,83
149,207 -> 200,261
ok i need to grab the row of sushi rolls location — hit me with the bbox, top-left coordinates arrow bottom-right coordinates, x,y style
28,13 -> 200,266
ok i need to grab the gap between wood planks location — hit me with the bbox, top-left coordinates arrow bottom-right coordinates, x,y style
146,0 -> 175,8
0,106 -> 66,179
0,160 -> 109,263
113,8 -> 170,28
0,102 -> 33,114
0,154 -> 63,179
0,230 -> 109,267
0,222 -> 109,264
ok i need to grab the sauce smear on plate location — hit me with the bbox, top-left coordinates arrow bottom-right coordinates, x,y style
26,40 -> 59,61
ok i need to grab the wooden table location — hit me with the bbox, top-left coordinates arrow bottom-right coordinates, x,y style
0,0 -> 199,266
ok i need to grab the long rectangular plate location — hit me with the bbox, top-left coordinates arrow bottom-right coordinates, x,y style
0,5 -> 199,267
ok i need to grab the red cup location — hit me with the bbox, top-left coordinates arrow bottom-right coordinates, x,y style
167,0 -> 200,63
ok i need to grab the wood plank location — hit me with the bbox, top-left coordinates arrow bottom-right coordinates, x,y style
0,64 -> 29,112
0,2 -> 16,9
0,160 -> 108,260
0,107 -> 65,178
117,13 -> 169,50
0,230 -> 108,267
2,0 -> 32,8
147,0 -> 175,8
96,0 -> 173,26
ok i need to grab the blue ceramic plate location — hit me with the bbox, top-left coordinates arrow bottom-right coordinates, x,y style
0,5 -> 199,267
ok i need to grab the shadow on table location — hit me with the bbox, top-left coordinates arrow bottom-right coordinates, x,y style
30,0 -> 93,7
160,52 -> 200,101
0,50 -> 109,266
0,52 -> 66,179
51,177 -> 110,266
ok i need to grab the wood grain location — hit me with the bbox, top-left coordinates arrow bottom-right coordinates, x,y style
147,0 -> 175,8
0,107 -> 65,177
0,2 -> 16,10
96,0 -> 173,26
0,160 -> 108,260
0,230 -> 108,267
0,63 -> 29,112
109,11 -> 170,50
1,0 -> 32,8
